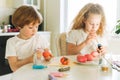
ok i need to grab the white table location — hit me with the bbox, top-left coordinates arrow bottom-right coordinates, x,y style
0,73 -> 12,80
11,56 -> 120,80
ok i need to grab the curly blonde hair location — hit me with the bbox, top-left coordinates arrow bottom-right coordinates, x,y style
71,3 -> 106,36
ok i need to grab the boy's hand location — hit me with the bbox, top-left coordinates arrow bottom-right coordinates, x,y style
36,48 -> 43,59
43,50 -> 53,61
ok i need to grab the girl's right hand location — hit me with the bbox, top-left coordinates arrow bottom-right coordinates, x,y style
85,30 -> 97,44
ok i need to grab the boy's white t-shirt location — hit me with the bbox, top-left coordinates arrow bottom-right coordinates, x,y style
67,29 -> 108,54
5,34 -> 49,60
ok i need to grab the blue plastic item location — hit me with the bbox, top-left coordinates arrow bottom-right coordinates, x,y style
32,64 -> 47,69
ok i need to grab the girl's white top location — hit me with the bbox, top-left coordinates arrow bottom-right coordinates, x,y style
67,29 -> 108,54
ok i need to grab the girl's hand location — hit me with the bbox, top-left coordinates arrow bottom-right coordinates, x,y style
97,46 -> 106,55
85,30 -> 97,44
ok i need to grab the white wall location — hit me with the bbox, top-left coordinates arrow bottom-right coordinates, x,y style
117,0 -> 120,20
0,8 -> 14,25
107,0 -> 120,55
108,35 -> 120,55
0,0 -> 6,8
41,0 -> 61,56
0,0 -> 15,25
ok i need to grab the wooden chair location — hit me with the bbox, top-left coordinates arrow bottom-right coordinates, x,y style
56,32 -> 67,56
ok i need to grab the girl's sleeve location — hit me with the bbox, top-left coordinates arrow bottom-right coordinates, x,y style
66,30 -> 79,45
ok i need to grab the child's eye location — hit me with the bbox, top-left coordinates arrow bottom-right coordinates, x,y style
36,26 -> 38,28
29,27 -> 33,29
89,23 -> 93,25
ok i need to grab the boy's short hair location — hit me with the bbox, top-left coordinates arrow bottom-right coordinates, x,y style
12,5 -> 43,28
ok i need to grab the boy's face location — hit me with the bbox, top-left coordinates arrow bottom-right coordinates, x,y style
19,22 -> 39,39
84,14 -> 101,33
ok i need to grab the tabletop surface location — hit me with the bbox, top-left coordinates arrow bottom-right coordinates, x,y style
11,55 -> 120,80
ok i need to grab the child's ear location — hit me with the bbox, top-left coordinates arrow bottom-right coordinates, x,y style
83,19 -> 87,24
83,18 -> 85,21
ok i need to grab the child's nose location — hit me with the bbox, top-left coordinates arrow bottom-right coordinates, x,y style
92,25 -> 96,30
33,28 -> 37,32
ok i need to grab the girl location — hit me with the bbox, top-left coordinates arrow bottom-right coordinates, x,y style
5,5 -> 51,72
67,3 -> 107,55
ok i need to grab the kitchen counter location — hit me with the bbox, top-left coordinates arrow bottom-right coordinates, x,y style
0,32 -> 19,36
0,31 -> 50,36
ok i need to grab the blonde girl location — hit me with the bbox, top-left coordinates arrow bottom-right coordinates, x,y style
67,3 -> 107,55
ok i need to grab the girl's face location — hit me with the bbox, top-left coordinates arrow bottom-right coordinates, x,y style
19,22 -> 39,39
84,14 -> 101,33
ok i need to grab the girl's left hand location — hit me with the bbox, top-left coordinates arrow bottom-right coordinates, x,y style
97,46 -> 106,55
